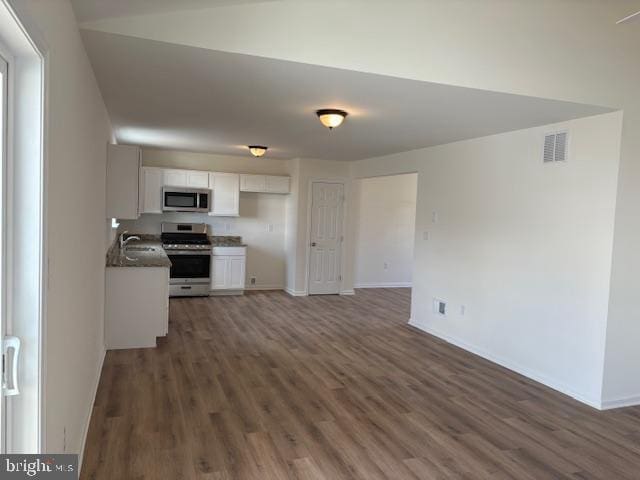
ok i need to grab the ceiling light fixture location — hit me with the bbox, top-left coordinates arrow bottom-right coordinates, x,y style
316,109 -> 348,130
248,145 -> 268,157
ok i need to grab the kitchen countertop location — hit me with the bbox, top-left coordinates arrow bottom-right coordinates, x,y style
106,237 -> 171,268
209,235 -> 247,247
106,234 -> 246,267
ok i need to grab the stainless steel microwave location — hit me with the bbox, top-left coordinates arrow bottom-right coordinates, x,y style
162,187 -> 210,213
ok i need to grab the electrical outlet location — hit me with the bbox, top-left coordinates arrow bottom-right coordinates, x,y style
225,223 -> 231,232
267,224 -> 274,233
383,262 -> 389,270
63,426 -> 67,453
431,211 -> 439,223
423,231 -> 430,241
250,276 -> 257,285
460,305 -> 466,316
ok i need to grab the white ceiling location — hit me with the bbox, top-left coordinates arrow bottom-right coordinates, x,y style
71,0 -> 276,23
80,29 -> 612,161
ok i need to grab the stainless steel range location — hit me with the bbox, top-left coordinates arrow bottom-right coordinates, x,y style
161,222 -> 211,297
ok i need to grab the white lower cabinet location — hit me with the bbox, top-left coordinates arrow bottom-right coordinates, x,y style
210,247 -> 246,294
105,266 -> 169,349
229,256 -> 246,289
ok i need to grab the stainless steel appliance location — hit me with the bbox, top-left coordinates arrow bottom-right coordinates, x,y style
161,222 -> 211,297
162,186 -> 210,213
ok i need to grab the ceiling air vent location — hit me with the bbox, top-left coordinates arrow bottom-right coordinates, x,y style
543,131 -> 569,163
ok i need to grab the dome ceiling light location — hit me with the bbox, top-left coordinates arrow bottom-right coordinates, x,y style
248,145 -> 268,157
316,109 -> 348,130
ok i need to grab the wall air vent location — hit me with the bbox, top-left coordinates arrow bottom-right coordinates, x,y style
543,131 -> 569,163
433,298 -> 447,316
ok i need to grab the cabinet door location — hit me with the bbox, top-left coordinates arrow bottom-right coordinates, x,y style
240,174 -> 266,192
106,144 -> 141,219
163,169 -> 188,187
265,175 -> 290,194
211,256 -> 229,289
187,171 -> 210,188
140,167 -> 164,214
209,172 -> 240,216
229,256 -> 246,289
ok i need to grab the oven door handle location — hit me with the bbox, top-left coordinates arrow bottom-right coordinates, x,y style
166,250 -> 212,256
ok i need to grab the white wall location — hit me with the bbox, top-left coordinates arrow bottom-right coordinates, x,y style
284,159 -> 300,292
355,112 -> 623,407
12,0 -> 112,454
353,174 -> 417,288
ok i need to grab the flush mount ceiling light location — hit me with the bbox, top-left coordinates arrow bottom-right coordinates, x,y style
316,109 -> 348,130
248,145 -> 268,157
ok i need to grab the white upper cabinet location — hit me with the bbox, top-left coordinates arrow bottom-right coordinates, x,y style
106,144 -> 141,219
265,175 -> 290,194
139,167 -> 164,214
187,170 -> 210,188
240,174 -> 266,192
163,169 -> 210,188
240,174 -> 290,194
163,169 -> 188,187
138,165 -> 290,215
209,172 -> 239,217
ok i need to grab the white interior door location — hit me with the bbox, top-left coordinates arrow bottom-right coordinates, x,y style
308,182 -> 344,295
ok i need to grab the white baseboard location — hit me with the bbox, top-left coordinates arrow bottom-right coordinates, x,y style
244,284 -> 284,291
408,318 -> 602,410
601,394 -> 640,410
79,346 -> 106,471
354,282 -> 412,288
285,288 -> 307,297
340,290 -> 355,296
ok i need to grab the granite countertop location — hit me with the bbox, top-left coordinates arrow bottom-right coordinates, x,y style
106,236 -> 172,268
209,235 -> 247,247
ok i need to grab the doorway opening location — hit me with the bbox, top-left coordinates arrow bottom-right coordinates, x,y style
352,173 -> 418,289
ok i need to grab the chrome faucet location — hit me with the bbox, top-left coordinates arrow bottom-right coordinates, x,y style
119,231 -> 141,250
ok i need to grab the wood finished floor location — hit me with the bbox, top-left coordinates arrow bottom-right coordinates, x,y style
81,289 -> 640,479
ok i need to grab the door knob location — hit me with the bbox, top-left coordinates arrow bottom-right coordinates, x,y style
311,242 -> 317,247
